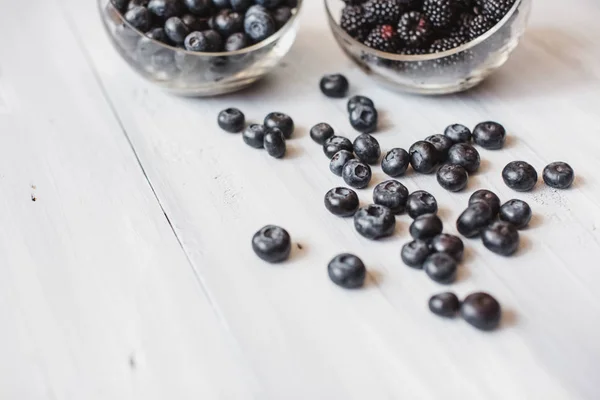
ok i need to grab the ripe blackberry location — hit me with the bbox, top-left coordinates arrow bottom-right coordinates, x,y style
365,25 -> 401,52
450,12 -> 474,38
482,0 -> 515,22
430,36 -> 463,53
467,14 -> 493,39
363,0 -> 403,25
397,12 -> 433,48
340,5 -> 372,41
423,0 -> 458,29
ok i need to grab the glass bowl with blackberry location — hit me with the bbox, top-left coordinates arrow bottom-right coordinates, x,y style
100,0 -> 302,96
326,0 -> 531,94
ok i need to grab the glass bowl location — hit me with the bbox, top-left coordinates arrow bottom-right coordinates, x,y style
99,0 -> 303,96
325,0 -> 531,95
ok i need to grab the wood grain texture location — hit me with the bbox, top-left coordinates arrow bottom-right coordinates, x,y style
4,0 -> 600,398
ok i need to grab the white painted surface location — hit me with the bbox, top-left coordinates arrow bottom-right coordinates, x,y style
1,0 -> 599,398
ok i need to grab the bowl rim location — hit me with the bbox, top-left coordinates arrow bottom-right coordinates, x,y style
101,0 -> 304,57
324,0 -> 524,62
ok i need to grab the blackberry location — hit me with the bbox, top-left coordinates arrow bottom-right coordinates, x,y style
363,0 -> 403,25
482,0 -> 515,23
340,5 -> 373,40
430,36 -> 464,53
397,12 -> 433,48
450,12 -> 474,39
364,25 -> 401,53
467,14 -> 493,39
423,0 -> 458,29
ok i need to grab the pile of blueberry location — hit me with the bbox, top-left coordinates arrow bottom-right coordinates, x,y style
111,0 -> 298,52
339,0 -> 516,54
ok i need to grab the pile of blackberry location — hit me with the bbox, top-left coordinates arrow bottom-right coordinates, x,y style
111,0 -> 298,52
340,0 -> 516,54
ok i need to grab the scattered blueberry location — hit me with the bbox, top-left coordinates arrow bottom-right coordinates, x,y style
310,123 -> 335,145
406,190 -> 438,219
401,240 -> 432,268
409,141 -> 439,174
502,161 -> 538,192
456,202 -> 494,238
444,124 -> 472,143
482,221 -> 520,256
543,162 -> 574,189
353,134 -> 381,165
330,150 -> 355,176
252,225 -> 291,263
323,136 -> 353,159
328,254 -> 367,289
244,10 -> 276,42
354,204 -> 396,240
343,159 -> 372,189
347,95 -> 375,113
447,143 -> 480,174
217,108 -> 245,132
324,187 -> 360,217
349,104 -> 378,134
320,74 -> 350,98
473,121 -> 506,150
164,16 -> 191,44
373,180 -> 409,214
425,134 -> 454,160
264,112 -> 294,139
410,214 -> 443,241
461,292 -> 502,331
429,292 -> 460,317
381,148 -> 410,177
225,32 -> 250,51
125,6 -> 151,31
437,164 -> 468,192
468,189 -> 501,217
148,0 -> 183,19
430,234 -> 464,262
242,124 -> 267,148
424,253 -> 458,284
499,199 -> 532,229
263,128 -> 286,158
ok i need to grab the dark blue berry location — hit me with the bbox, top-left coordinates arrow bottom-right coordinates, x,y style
437,164 -> 468,192
410,213 -> 443,240
482,221 -> 519,256
310,123 -> 335,145
323,136 -> 353,159
381,148 -> 410,177
325,187 -> 360,217
457,202 -> 494,238
461,292 -> 502,331
148,0 -> 183,19
146,27 -> 170,43
430,234 -> 464,261
225,32 -> 249,51
354,204 -> 396,240
213,10 -> 244,37
164,17 -> 191,44
347,95 -> 375,113
429,292 -> 460,317
184,30 -> 224,51
343,159 -> 372,189
272,6 -> 293,28
184,0 -> 211,15
252,225 -> 291,263
125,6 -> 151,31
473,121 -> 506,149
255,0 -> 283,9
353,134 -> 381,165
330,150 -> 355,176
217,108 -> 245,132
181,14 -> 209,31
425,134 -> 454,160
373,180 -> 408,215
328,254 -> 367,289
502,161 -> 538,192
424,253 -> 457,284
410,141 -> 439,174
320,74 -> 350,98
402,240 -> 432,268
264,128 -> 286,158
231,0 -> 253,11
242,124 -> 267,148
543,162 -> 574,189
349,104 -> 378,134
447,143 -> 480,174
406,190 -> 437,219
469,189 -> 501,216
444,123 -> 472,143
499,199 -> 532,229
244,10 -> 276,42
264,112 -> 294,139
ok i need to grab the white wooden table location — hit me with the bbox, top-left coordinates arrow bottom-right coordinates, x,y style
1,0 -> 600,398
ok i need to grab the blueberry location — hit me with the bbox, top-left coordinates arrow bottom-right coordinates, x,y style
212,0 -> 231,8
217,108 -> 245,132
183,0 -> 211,15
310,123 -> 334,145
429,292 -> 460,317
406,190 -> 438,219
255,0 -> 283,9
246,4 -> 268,15
401,240 -> 432,268
381,148 -> 410,177
125,6 -> 151,31
264,112 -> 294,139
230,0 -> 253,11
164,17 -> 190,44
272,7 -> 292,28
543,162 -> 574,189
319,74 -> 349,98
461,292 -> 502,331
410,214 -> 443,241
353,134 -> 381,165
354,204 -> 396,240
444,123 -> 472,143
409,141 -> 439,174
328,254 -> 367,289
242,124 -> 267,148
469,189 -> 500,216
499,199 -> 532,229
424,253 -> 457,284
324,187 -> 360,217
473,121 -> 506,149
502,161 -> 538,192
347,95 -> 374,113
184,30 -> 224,51
148,0 -> 183,19
437,164 -> 468,192
330,150 -> 355,176
456,202 -> 494,238
373,180 -> 409,215
343,159 -> 372,189
181,14 -> 209,31
213,10 -> 244,37
447,143 -> 480,174
349,104 -> 378,134
425,134 -> 454,160
252,225 -> 291,263
430,234 -> 464,262
244,10 -> 276,42
146,27 -> 170,43
323,136 -> 353,159
225,32 -> 249,51
263,128 -> 286,158
482,221 -> 520,256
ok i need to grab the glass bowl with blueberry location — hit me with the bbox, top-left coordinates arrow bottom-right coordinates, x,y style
100,0 -> 302,96
325,0 -> 531,94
